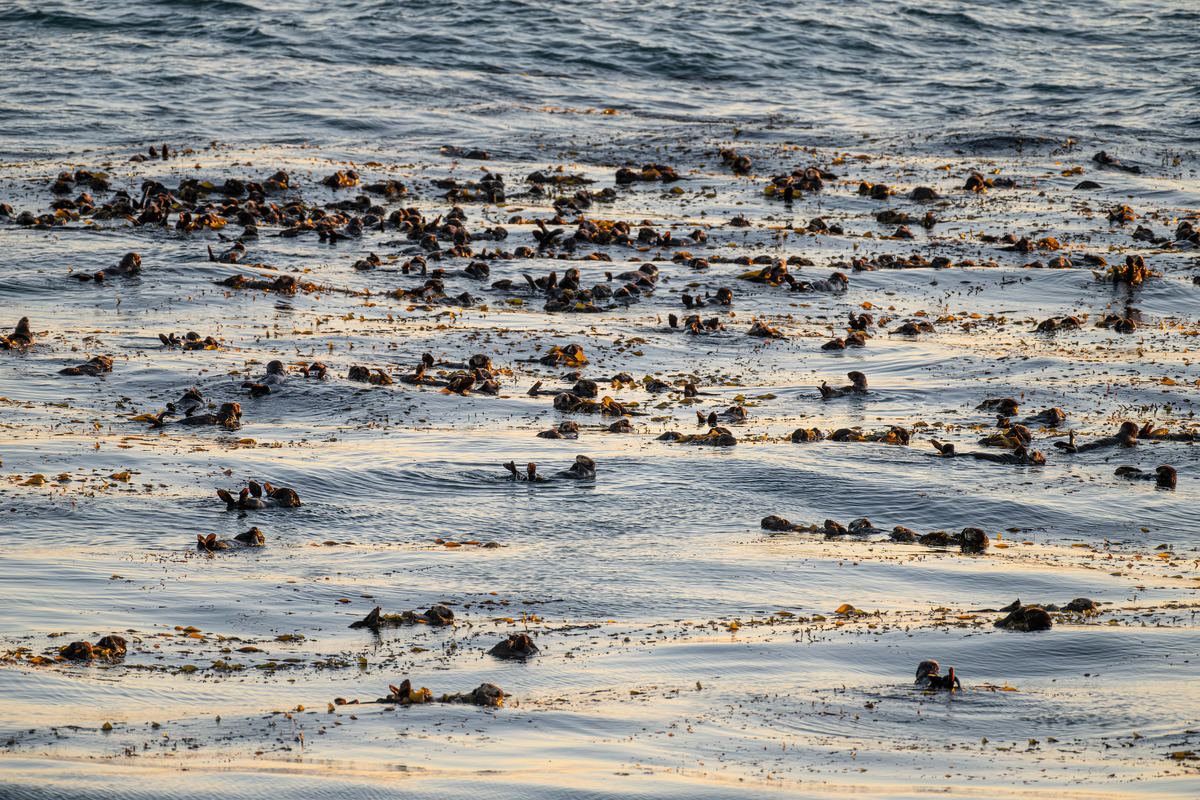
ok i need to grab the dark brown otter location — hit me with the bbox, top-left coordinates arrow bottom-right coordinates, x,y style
537,421 -> 580,439
59,355 -> 114,376
216,481 -> 300,509
915,660 -> 960,691
833,426 -> 908,445
748,319 -> 784,339
1055,421 -> 1139,453
698,406 -> 746,426
845,518 -> 888,535
70,252 -> 141,282
350,604 -> 455,630
891,320 -> 935,336
348,365 -> 393,385
790,427 -> 826,443
959,527 -> 989,553
978,423 -> 1032,447
977,397 -> 1019,416
208,241 -> 247,264
994,604 -> 1053,631
1114,465 -> 1176,488
61,634 -> 127,661
488,633 -> 539,659
971,444 -> 1045,465
819,371 -> 868,398
658,428 -> 737,446
444,373 -> 475,394
0,317 -> 33,349
929,440 -> 956,456
177,402 -> 242,427
572,378 -> 599,397
504,461 -> 545,482
182,335 -> 220,351
761,515 -> 801,532
558,455 -> 596,478
196,527 -> 265,551
420,604 -> 455,625
848,312 -> 873,331
243,360 -> 287,397
823,519 -> 848,537
1024,407 -> 1067,426
216,273 -> 297,294
299,361 -> 327,379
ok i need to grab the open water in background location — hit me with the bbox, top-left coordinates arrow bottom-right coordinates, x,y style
2,1 -> 1200,798
0,0 -> 1198,156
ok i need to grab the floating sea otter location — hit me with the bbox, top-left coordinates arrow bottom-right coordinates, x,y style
658,428 -> 737,446
159,331 -> 220,350
915,660 -> 960,692
1054,422 -> 1138,453
0,317 -> 34,349
334,679 -> 504,708
59,354 -> 113,376
196,527 -> 265,551
70,252 -> 140,281
216,272 -> 297,294
216,480 -> 301,509
819,371 -> 868,398
349,604 -> 455,630
994,602 -> 1053,631
149,401 -> 241,428
1114,465 -> 1176,488
930,440 -> 1045,465
60,634 -> 128,661
537,421 -> 580,439
503,455 -> 596,481
697,406 -> 747,426
243,360 -> 287,397
489,633 -> 539,659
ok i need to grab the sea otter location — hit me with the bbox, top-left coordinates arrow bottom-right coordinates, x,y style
915,660 -> 960,691
59,355 -> 114,376
216,480 -> 301,509
1054,421 -> 1138,453
761,515 -> 801,532
488,633 -> 539,659
558,455 -> 596,478
173,402 -> 242,427
819,371 -> 868,398
243,360 -> 287,397
0,317 -> 33,348
994,603 -> 1053,631
60,634 -> 128,661
70,252 -> 140,282
505,461 -> 545,482
1114,465 -> 1176,488
537,421 -> 580,439
196,527 -> 265,551
971,444 -> 1045,465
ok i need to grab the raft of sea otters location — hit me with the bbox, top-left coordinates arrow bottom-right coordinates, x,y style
4,144 -> 1193,702
11,308 -> 1180,482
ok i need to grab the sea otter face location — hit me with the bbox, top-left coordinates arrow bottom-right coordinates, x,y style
1156,466 -> 1177,488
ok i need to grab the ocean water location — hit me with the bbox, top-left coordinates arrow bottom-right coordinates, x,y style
2,0 -> 1199,157
1,1 -> 1199,797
